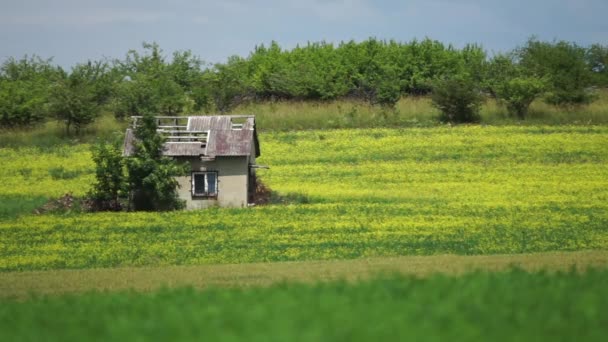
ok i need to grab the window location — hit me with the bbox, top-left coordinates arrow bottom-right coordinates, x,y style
192,172 -> 218,197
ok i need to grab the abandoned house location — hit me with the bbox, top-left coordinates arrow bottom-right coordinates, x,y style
123,115 -> 262,209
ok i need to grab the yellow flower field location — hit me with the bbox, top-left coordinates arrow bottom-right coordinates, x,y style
1,125 -> 607,271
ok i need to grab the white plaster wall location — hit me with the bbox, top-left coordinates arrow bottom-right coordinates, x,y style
175,156 -> 249,209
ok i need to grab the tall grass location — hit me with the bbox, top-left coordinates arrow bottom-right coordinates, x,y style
0,113 -> 127,148
481,89 -> 608,125
233,96 -> 440,131
232,89 -> 608,131
1,90 -> 607,147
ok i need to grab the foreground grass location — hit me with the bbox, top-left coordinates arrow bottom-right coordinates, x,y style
1,251 -> 606,299
1,126 -> 607,271
2,269 -> 608,341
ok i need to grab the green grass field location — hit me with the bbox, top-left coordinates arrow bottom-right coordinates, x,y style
2,269 -> 608,342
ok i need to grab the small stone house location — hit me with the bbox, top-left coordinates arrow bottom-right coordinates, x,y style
123,115 -> 262,209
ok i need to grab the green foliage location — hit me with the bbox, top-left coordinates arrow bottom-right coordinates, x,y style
201,56 -> 252,112
112,43 -> 193,118
88,139 -> 125,211
112,76 -> 157,118
0,79 -> 47,127
125,114 -> 186,211
352,39 -> 402,107
586,43 -> 608,87
47,67 -> 101,135
431,77 -> 483,123
204,38 -> 483,108
517,38 -> 595,106
484,54 -> 518,95
460,43 -> 487,84
248,41 -> 295,99
2,270 -> 608,341
0,56 -> 60,127
494,77 -> 546,119
1,38 -> 608,130
74,60 -> 117,106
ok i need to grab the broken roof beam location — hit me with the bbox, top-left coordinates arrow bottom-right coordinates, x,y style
130,116 -> 189,129
162,130 -> 209,143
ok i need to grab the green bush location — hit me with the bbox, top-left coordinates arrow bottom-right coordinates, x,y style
431,77 -> 483,123
494,77 -> 546,119
88,139 -> 126,211
125,114 -> 187,211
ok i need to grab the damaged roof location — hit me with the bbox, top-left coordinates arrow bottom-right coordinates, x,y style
123,115 -> 260,158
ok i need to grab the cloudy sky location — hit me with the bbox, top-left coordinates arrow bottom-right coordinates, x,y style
1,0 -> 606,68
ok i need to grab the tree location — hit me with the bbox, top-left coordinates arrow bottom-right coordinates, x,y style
125,114 -> 187,211
112,76 -> 157,119
431,77 -> 483,124
517,38 -> 594,106
48,68 -> 100,135
203,56 -> 252,112
350,39 -> 402,107
248,41 -> 292,100
494,77 -> 545,119
88,139 -> 125,211
0,56 -> 60,127
75,60 -> 117,107
460,44 -> 487,85
484,54 -> 518,96
369,65 -> 401,107
0,79 -> 47,127
112,43 -> 191,119
486,54 -> 546,119
586,43 -> 608,87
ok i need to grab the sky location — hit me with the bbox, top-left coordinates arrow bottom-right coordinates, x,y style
1,0 -> 606,68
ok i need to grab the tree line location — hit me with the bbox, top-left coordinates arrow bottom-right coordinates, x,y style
1,37 -> 607,132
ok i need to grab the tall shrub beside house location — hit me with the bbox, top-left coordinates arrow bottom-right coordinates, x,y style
88,139 -> 125,211
125,114 -> 187,211
88,115 -> 186,212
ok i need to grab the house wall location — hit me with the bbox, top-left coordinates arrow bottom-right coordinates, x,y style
175,156 -> 249,209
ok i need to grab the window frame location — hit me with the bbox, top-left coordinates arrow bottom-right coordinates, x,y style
191,171 -> 218,197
